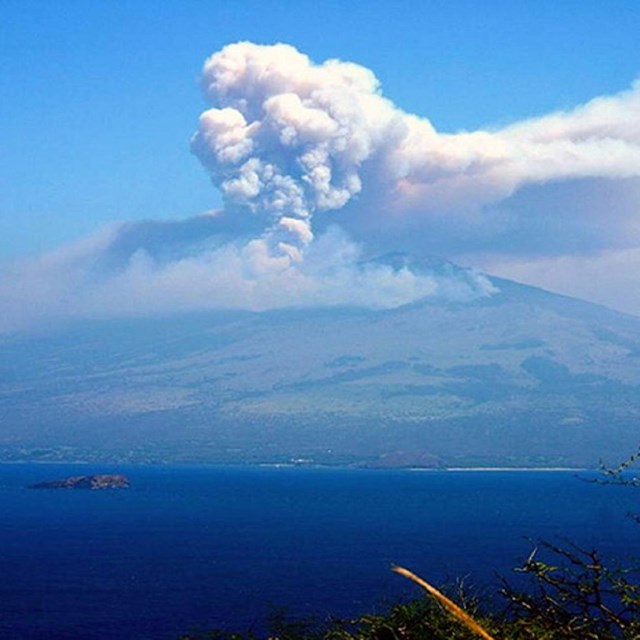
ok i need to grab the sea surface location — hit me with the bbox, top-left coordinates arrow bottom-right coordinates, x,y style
1,464 -> 639,639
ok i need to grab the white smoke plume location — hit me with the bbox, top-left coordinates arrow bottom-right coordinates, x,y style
191,42 -> 404,261
388,81 -> 640,215
2,42 -> 640,332
192,42 -> 640,263
0,220 -> 495,333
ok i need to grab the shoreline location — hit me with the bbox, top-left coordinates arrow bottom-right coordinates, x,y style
0,460 -> 592,472
434,466 -> 586,472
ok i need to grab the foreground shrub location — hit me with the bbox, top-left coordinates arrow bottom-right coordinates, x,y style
180,455 -> 640,640
179,545 -> 640,640
500,542 -> 640,639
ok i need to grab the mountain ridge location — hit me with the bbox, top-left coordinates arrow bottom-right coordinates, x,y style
2,270 -> 640,467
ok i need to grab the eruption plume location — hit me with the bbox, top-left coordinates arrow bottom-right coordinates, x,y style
191,42 -> 403,262
3,42 -> 640,331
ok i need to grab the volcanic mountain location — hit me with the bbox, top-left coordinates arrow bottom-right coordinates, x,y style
2,259 -> 640,468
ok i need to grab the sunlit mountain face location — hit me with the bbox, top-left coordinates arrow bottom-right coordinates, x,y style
3,42 -> 640,468
2,265 -> 640,468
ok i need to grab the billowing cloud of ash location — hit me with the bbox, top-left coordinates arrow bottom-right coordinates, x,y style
192,42 -> 640,261
3,41 -> 640,332
0,217 -> 495,333
191,42 -> 402,262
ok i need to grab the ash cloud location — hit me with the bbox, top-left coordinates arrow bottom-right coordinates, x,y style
192,42 -> 640,262
191,42 -> 402,263
0,218 -> 494,333
2,42 -> 640,331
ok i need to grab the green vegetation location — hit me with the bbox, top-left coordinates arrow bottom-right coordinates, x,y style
5,285 -> 640,468
179,458 -> 640,640
178,546 -> 640,640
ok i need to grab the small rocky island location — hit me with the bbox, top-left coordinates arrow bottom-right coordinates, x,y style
29,474 -> 130,490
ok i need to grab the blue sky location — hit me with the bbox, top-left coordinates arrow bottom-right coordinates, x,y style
2,0 -> 639,258
1,0 -> 640,329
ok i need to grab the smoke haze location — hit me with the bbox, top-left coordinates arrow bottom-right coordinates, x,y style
2,42 -> 640,331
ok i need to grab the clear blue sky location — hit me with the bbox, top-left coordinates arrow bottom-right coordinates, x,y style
1,0 -> 639,258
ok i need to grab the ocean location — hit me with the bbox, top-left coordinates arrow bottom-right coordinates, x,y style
0,464 -> 638,639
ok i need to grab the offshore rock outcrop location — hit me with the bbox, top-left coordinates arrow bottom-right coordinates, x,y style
29,474 -> 130,490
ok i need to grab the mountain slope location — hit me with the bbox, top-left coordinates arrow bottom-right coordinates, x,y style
2,275 -> 640,467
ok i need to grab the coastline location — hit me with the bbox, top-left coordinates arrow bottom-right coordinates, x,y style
0,460 -> 592,473
435,466 -> 586,472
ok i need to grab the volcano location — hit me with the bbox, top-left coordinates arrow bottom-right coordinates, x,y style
2,261 -> 640,468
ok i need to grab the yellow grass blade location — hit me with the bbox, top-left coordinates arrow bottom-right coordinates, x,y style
392,565 -> 497,640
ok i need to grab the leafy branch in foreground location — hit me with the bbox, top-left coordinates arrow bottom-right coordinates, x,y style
179,549 -> 640,640
595,447 -> 640,487
500,542 -> 640,639
180,453 -> 640,640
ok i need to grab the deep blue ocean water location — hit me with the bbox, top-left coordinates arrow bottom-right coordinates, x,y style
1,464 -> 639,640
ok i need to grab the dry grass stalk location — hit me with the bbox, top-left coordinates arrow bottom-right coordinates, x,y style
392,564 -> 497,640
